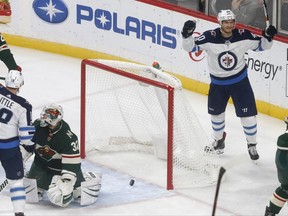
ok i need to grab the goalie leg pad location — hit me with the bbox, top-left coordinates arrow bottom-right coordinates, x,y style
76,172 -> 102,206
23,177 -> 38,203
47,175 -> 74,207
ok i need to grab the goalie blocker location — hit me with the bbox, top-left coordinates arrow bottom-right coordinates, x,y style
24,172 -> 102,207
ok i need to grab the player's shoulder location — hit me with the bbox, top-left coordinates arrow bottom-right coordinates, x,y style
61,120 -> 78,139
202,28 -> 220,38
0,86 -> 32,109
196,28 -> 222,44
14,94 -> 32,110
233,28 -> 260,40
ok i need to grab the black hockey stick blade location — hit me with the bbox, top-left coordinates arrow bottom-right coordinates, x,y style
212,166 -> 226,216
211,154 -> 249,216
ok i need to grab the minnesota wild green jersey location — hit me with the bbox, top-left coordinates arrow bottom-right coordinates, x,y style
32,119 -> 82,176
0,33 -> 19,70
275,132 -> 288,189
277,132 -> 288,151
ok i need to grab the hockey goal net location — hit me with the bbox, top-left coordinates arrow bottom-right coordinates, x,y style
80,59 -> 221,189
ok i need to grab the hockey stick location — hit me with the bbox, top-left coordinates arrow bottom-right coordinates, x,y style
211,154 -> 249,216
262,0 -> 270,28
0,152 -> 33,193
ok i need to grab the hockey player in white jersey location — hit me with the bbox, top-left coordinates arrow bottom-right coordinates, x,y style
181,9 -> 277,160
0,70 -> 35,216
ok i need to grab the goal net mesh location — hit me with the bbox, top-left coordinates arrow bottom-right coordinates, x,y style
81,59 -> 222,189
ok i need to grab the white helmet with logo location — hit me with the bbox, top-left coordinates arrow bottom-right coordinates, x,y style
217,9 -> 235,25
40,104 -> 64,127
5,70 -> 24,89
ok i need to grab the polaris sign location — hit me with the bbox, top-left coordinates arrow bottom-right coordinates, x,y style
76,4 -> 177,49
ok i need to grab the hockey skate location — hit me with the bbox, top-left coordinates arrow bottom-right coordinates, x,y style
15,213 -> 25,216
248,143 -> 259,160
204,132 -> 226,154
0,0 -> 11,24
264,206 -> 275,216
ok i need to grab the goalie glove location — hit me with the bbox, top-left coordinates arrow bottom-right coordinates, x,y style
47,174 -> 76,207
262,25 -> 277,42
181,20 -> 196,39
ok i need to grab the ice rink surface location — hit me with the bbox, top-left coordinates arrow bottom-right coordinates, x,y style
0,46 -> 287,216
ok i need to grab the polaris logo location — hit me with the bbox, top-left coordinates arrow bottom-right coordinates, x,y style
76,5 -> 177,49
32,0 -> 68,24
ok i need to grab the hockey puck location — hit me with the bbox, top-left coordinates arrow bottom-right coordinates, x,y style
129,179 -> 135,186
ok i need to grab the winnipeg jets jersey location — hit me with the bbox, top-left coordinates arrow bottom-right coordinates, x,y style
0,86 -> 34,149
182,28 -> 273,85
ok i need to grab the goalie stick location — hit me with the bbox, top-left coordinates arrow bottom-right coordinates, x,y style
211,154 -> 249,216
0,152 -> 33,193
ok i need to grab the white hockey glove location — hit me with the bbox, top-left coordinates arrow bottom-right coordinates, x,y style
47,174 -> 76,207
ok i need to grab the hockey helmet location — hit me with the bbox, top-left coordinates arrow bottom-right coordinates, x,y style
217,9 -> 235,25
5,70 -> 24,89
40,104 -> 63,127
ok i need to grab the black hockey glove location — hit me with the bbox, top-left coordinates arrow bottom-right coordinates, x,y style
181,20 -> 196,39
20,144 -> 35,162
262,25 -> 277,42
21,144 -> 36,153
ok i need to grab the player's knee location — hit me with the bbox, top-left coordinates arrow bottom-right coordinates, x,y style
8,179 -> 24,189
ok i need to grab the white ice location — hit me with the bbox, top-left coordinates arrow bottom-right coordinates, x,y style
0,46 -> 287,216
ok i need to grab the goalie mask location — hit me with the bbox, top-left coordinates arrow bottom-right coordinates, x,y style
40,104 -> 63,127
217,9 -> 235,25
5,70 -> 24,89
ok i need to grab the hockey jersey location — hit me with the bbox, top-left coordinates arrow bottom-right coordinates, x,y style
277,131 -> 288,151
32,119 -> 82,176
0,33 -> 19,70
0,86 -> 34,149
182,28 -> 273,85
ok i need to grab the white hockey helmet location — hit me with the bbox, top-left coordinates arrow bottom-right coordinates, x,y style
217,9 -> 235,25
5,70 -> 24,89
40,103 -> 64,127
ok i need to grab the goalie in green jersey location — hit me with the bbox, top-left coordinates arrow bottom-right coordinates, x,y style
265,117 -> 288,216
24,104 -> 102,207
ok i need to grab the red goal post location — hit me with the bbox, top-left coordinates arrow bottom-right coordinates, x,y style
80,59 -> 221,190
